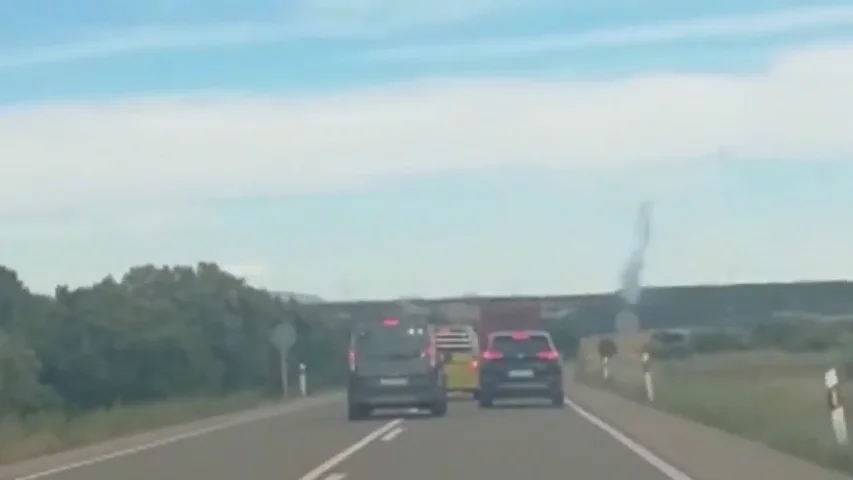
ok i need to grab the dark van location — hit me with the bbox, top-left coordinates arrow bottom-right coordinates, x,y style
347,317 -> 448,420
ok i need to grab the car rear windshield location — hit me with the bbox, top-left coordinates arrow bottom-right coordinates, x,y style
490,334 -> 552,355
354,324 -> 429,358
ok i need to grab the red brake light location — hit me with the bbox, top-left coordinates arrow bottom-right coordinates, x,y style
537,350 -> 560,361
348,348 -> 356,371
511,331 -> 530,340
471,359 -> 479,369
482,350 -> 504,361
382,318 -> 400,326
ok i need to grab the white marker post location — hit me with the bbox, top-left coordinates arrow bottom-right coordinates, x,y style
642,352 -> 654,402
825,368 -> 848,445
299,362 -> 307,397
602,356 -> 610,381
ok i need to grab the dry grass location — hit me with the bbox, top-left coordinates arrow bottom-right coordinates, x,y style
0,393 -> 269,465
576,350 -> 853,474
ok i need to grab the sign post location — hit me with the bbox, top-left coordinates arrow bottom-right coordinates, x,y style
270,323 -> 296,399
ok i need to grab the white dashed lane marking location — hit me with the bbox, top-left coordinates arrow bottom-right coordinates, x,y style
380,426 -> 404,442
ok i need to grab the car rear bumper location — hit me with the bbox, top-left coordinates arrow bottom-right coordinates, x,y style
479,376 -> 563,399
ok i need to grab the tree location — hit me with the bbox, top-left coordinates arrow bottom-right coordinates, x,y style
0,262 -> 349,419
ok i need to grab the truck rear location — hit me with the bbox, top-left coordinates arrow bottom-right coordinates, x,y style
477,300 -> 544,345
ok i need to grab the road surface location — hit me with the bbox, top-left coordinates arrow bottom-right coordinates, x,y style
3,396 -> 685,480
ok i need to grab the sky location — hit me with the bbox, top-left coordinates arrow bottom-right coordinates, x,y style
1,0 -> 853,300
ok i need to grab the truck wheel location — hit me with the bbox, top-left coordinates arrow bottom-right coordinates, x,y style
478,395 -> 493,408
431,400 -> 447,417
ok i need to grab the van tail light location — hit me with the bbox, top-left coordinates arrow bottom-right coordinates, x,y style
348,348 -> 356,371
537,350 -> 560,361
482,350 -> 504,361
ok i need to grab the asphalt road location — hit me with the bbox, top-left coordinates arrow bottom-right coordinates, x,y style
3,396 -> 683,480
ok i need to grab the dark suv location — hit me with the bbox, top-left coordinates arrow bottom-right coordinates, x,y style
477,330 -> 564,408
347,317 -> 448,420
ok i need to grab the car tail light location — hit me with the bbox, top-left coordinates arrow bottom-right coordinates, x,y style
511,331 -> 530,340
537,350 -> 560,361
348,347 -> 356,371
482,350 -> 504,361
382,318 -> 400,326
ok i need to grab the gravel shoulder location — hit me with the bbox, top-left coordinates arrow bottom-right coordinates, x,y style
567,380 -> 852,480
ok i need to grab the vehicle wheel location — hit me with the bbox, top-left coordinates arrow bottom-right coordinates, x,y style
551,393 -> 565,408
347,403 -> 370,421
431,400 -> 448,417
478,395 -> 494,408
472,389 -> 480,401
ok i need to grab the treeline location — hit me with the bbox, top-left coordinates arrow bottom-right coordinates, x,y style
0,263 -> 348,419
557,281 -> 853,337
646,318 -> 853,359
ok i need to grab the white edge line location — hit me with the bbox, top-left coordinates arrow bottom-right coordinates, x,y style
323,474 -> 347,480
564,397 -> 695,480
298,418 -> 403,480
13,399 -> 329,480
380,426 -> 404,441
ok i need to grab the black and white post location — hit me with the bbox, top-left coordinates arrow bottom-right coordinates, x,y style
299,362 -> 307,397
602,356 -> 610,381
642,352 -> 654,402
825,368 -> 848,445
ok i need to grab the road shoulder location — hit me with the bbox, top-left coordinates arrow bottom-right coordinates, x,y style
0,393 -> 341,480
567,382 -> 852,480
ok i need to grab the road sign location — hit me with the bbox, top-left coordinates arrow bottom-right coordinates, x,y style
270,322 -> 296,352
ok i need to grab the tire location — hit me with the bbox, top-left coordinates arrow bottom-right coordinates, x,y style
478,395 -> 494,408
431,400 -> 448,417
347,403 -> 370,421
551,392 -> 565,408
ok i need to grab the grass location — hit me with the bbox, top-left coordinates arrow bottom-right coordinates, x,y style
575,350 -> 853,474
0,392 -> 271,465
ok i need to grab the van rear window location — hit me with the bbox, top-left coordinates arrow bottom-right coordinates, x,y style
354,325 -> 428,357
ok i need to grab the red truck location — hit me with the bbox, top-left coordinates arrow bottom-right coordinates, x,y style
477,300 -> 544,346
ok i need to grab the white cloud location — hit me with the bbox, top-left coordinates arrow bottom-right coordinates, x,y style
0,42 -> 852,216
366,5 -> 853,61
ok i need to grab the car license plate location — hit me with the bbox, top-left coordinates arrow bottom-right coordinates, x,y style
379,377 -> 408,386
508,369 -> 534,378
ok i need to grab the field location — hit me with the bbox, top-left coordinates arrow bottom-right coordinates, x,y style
0,393 -> 269,464
575,350 -> 853,474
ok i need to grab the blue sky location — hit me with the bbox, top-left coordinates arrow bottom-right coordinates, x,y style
0,0 -> 852,299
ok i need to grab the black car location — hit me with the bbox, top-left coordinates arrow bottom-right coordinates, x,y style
477,330 -> 565,408
346,317 -> 448,420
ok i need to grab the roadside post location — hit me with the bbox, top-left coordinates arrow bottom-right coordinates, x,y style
825,368 -> 848,445
299,362 -> 308,397
270,323 -> 296,400
642,351 -> 654,402
602,356 -> 610,381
